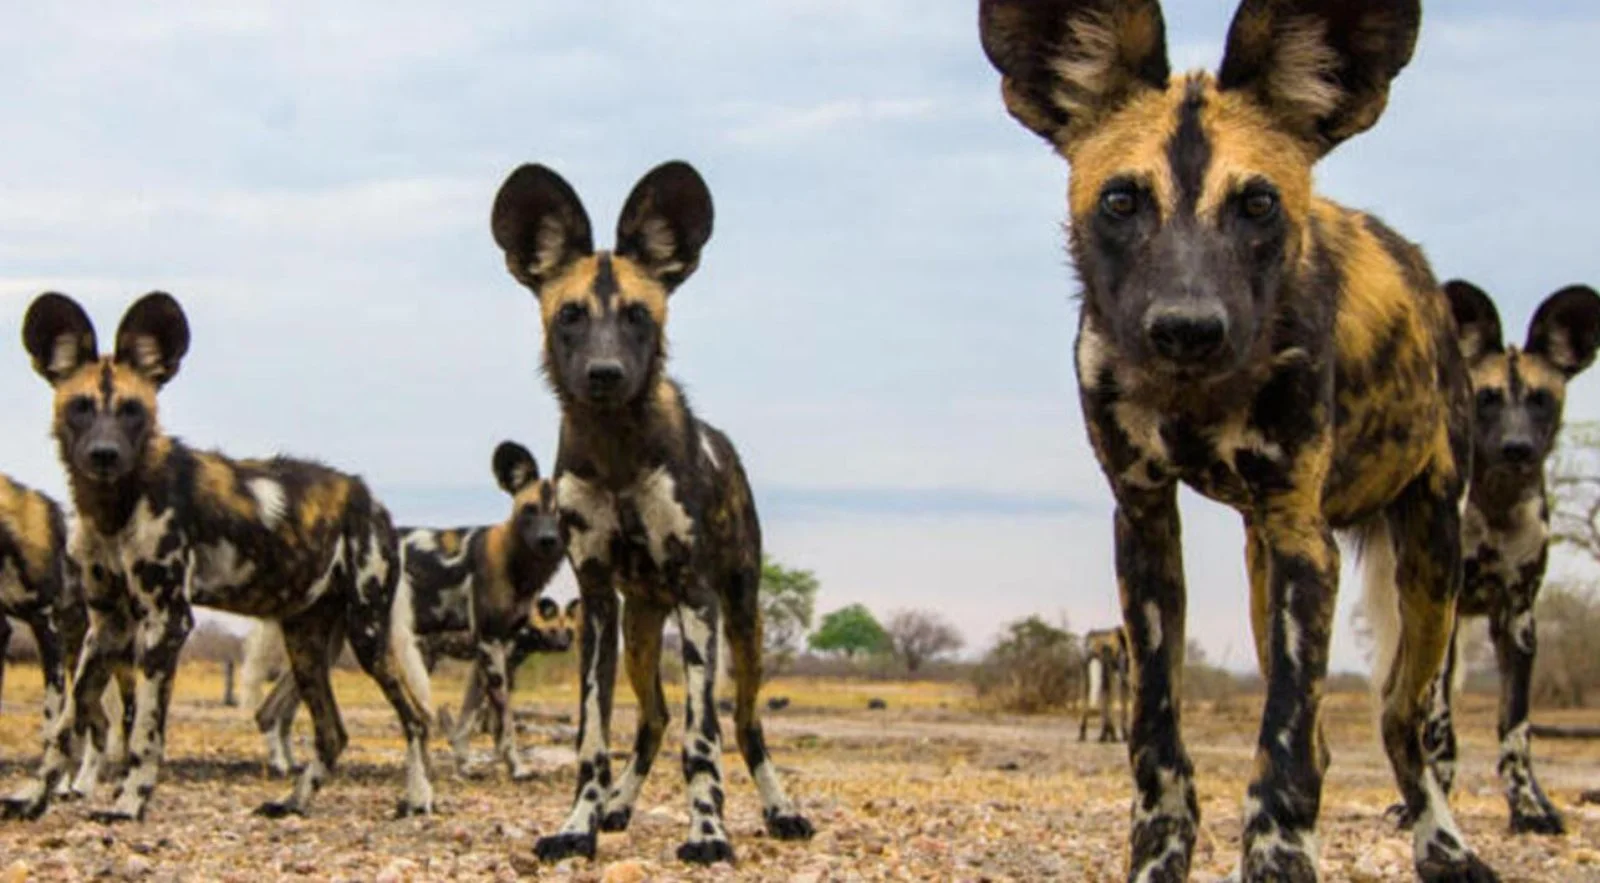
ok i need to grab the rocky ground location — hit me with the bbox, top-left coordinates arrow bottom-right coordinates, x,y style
1,664 -> 1597,881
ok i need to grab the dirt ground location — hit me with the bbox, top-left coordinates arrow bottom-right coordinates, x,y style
1,663 -> 1597,882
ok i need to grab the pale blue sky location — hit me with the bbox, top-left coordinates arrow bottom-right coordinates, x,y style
0,3 -> 1597,671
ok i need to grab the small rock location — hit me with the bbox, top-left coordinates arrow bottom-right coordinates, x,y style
2,861 -> 30,883
867,698 -> 888,711
766,696 -> 791,711
601,860 -> 649,883
374,859 -> 415,883
123,856 -> 153,878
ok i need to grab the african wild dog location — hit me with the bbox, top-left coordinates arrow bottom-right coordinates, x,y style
245,441 -> 572,780
491,161 -> 815,863
1078,626 -> 1128,743
4,292 -> 434,823
1375,280 -> 1600,836
982,1 -> 1497,880
432,596 -> 580,768
0,494 -> 136,796
0,477 -> 83,753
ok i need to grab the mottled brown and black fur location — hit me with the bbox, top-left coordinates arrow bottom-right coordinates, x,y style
981,1 -> 1493,880
4,292 -> 433,824
1411,281 -> 1600,836
1078,626 -> 1129,742
247,442 -> 569,780
491,161 -> 814,864
0,477 -> 80,752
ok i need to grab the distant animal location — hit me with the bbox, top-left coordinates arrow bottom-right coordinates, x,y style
766,696 -> 791,712
244,442 -> 570,781
980,0 -> 1497,879
1077,627 -> 1128,743
491,160 -> 814,864
1385,280 -> 1600,836
5,292 -> 433,823
866,698 -> 888,711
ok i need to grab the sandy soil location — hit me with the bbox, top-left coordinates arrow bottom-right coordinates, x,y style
1,665 -> 1597,881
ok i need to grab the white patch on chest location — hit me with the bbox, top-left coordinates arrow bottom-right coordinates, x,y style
249,479 -> 287,529
556,469 -> 696,569
634,467 -> 695,563
556,473 -> 621,568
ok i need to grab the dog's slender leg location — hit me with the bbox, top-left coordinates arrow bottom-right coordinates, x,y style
1115,484 -> 1197,883
92,591 -> 192,823
1239,511 -> 1338,882
1491,582 -> 1564,835
1382,474 -> 1497,882
674,598 -> 733,864
535,584 -> 618,862
257,605 -> 345,818
723,565 -> 812,840
598,600 -> 669,831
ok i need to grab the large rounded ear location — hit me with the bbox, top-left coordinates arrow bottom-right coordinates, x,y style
22,292 -> 99,384
615,161 -> 714,292
492,441 -> 539,495
491,164 -> 595,296
113,292 -> 189,386
1217,0 -> 1420,157
978,0 -> 1170,153
1444,280 -> 1504,364
1526,285 -> 1600,379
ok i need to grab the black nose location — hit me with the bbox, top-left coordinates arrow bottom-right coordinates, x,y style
536,533 -> 560,551
87,444 -> 121,472
586,360 -> 625,393
1145,306 -> 1228,364
1501,440 -> 1537,465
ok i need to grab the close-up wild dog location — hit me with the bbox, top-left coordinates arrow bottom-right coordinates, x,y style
491,160 -> 815,864
981,0 -> 1497,881
1078,625 -> 1129,743
1383,280 -> 1600,836
245,440 -> 569,780
5,292 -> 435,823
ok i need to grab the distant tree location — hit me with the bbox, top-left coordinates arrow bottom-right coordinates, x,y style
886,609 -> 964,673
807,604 -> 890,660
760,556 -> 818,677
971,615 -> 1079,713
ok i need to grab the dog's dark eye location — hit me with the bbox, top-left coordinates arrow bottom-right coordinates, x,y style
1475,388 -> 1503,410
1525,389 -> 1555,411
623,303 -> 651,327
557,303 -> 586,327
65,396 -> 95,425
1099,188 -> 1138,220
116,400 -> 146,423
1241,189 -> 1279,221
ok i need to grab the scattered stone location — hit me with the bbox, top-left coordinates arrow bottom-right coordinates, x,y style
767,696 -> 791,712
867,699 -> 888,711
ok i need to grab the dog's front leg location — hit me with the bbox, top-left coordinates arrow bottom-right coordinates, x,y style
534,582 -> 618,862
1114,483 -> 1198,883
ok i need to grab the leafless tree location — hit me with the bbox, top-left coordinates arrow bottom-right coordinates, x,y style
886,609 -> 963,674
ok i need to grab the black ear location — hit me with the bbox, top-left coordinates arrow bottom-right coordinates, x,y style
491,164 -> 595,295
978,0 -> 1170,152
22,293 -> 99,384
1217,0 -> 1420,157
615,161 -> 714,292
492,441 -> 539,495
535,597 -> 560,621
1444,280 -> 1504,364
112,292 -> 189,387
1526,285 -> 1600,379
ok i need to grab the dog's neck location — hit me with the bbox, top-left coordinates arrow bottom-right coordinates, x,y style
558,377 -> 687,486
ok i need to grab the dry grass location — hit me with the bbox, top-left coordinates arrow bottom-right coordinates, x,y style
2,662 -> 1599,881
